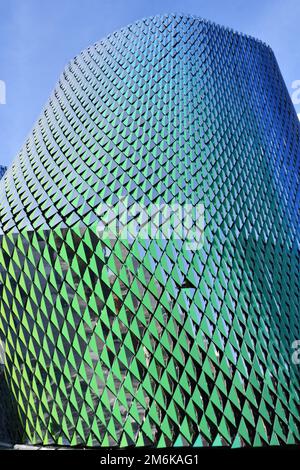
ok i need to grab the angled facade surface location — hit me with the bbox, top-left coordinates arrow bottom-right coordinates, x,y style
0,14 -> 299,447
0,166 -> 6,180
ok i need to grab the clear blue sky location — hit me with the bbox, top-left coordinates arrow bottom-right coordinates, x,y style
0,0 -> 299,166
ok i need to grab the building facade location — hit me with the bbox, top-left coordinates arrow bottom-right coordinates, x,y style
0,14 -> 299,447
0,166 -> 6,180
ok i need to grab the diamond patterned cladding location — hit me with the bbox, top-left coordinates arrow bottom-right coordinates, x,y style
0,14 -> 299,447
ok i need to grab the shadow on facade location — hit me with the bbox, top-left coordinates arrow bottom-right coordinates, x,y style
0,365 -> 24,445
